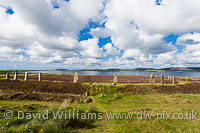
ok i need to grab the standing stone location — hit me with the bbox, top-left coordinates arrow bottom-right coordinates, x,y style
149,77 -> 152,84
38,73 -> 42,81
186,76 -> 188,82
14,70 -> 18,80
172,76 -> 176,84
137,73 -> 139,76
113,74 -> 118,84
151,73 -> 154,77
168,76 -> 170,80
161,74 -> 164,84
24,72 -> 28,81
150,73 -> 155,84
6,72 -> 10,80
73,72 -> 78,83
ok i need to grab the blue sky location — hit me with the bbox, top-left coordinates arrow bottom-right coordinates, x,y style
0,0 -> 200,70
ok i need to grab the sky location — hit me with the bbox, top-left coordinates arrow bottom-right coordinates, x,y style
0,0 -> 200,70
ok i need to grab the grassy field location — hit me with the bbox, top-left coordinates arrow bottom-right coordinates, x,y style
1,94 -> 200,132
0,76 -> 200,132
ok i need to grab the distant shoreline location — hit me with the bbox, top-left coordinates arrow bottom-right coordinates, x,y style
1,69 -> 200,73
1,69 -> 200,74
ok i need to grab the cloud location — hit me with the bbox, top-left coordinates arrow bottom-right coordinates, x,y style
0,0 -> 104,63
79,38 -> 103,58
90,27 -> 111,38
177,32 -> 200,45
176,33 -> 200,64
1,0 -> 200,69
0,46 -> 26,61
104,0 -> 200,35
103,43 -> 120,56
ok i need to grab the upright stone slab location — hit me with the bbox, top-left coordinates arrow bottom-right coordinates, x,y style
24,72 -> 28,81
161,74 -> 164,84
168,76 -> 170,80
186,76 -> 188,82
137,73 -> 139,76
149,77 -> 152,84
14,70 -> 18,80
151,73 -> 154,78
113,74 -> 118,84
38,73 -> 42,81
150,73 -> 155,84
172,76 -> 176,84
6,72 -> 10,80
73,72 -> 78,83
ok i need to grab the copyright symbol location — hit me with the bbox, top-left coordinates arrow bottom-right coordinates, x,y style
4,110 -> 13,119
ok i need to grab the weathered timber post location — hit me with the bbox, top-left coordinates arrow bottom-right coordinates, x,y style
161,74 -> 164,84
14,70 -> 18,80
150,73 -> 155,84
113,74 -> 118,84
24,72 -> 28,81
6,72 -> 10,80
73,72 -> 78,83
172,76 -> 176,84
38,73 -> 42,81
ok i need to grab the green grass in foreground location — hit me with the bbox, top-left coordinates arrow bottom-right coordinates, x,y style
1,93 -> 200,132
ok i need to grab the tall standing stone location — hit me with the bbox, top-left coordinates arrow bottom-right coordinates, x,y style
150,73 -> 155,84
14,70 -> 18,80
170,76 -> 173,80
113,74 -> 118,84
73,72 -> 78,83
24,72 -> 28,81
38,73 -> 42,81
172,76 -> 176,84
186,76 -> 188,82
6,72 -> 10,80
168,76 -> 170,80
137,73 -> 139,76
161,74 -> 164,84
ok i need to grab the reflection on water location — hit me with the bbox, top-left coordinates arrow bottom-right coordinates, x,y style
28,70 -> 200,78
